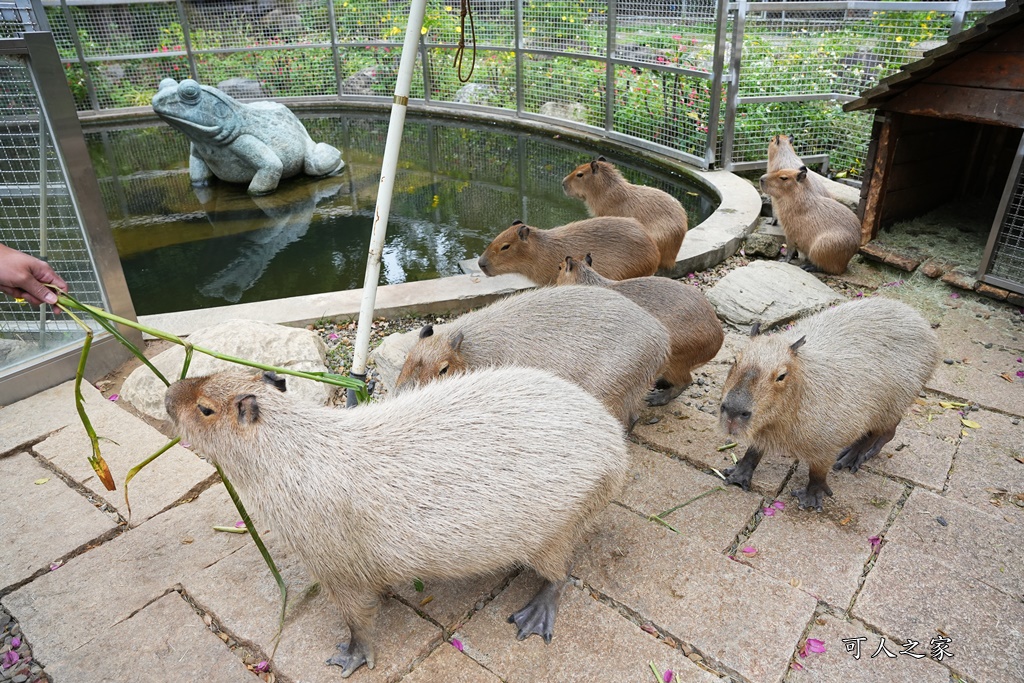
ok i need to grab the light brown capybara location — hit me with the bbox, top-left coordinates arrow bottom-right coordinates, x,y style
719,298 -> 940,511
164,367 -> 627,677
394,285 -> 669,430
562,157 -> 688,271
556,254 -> 723,406
760,166 -> 860,275
476,218 -> 659,285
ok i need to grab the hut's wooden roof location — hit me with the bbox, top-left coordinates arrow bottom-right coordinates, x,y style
844,0 -> 1024,113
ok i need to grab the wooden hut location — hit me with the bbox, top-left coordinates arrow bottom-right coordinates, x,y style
845,0 -> 1024,297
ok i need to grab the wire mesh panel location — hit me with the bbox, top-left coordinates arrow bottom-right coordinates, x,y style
522,0 -> 606,56
522,53 -> 604,127
426,47 -> 516,107
986,159 -> 1024,289
186,0 -> 333,49
615,0 -> 718,72
612,65 -> 713,160
0,55 -> 105,372
196,47 -> 337,99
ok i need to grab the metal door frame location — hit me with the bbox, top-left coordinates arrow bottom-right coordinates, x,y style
978,133 -> 1024,295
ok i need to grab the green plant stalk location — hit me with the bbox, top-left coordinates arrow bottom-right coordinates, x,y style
123,437 -> 180,523
181,343 -> 194,380
217,464 -> 287,658
657,486 -> 724,519
90,313 -> 169,387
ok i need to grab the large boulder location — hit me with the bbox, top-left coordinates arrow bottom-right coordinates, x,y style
368,328 -> 420,393
706,261 -> 844,330
121,319 -> 330,421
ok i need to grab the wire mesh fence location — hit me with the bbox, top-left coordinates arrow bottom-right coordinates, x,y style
32,0 -> 1006,177
985,156 -> 1024,288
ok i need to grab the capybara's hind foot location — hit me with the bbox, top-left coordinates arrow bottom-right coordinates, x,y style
327,638 -> 374,678
834,425 -> 897,473
723,446 -> 763,491
646,380 -> 684,407
800,262 -> 820,273
508,579 -> 566,644
791,481 -> 833,512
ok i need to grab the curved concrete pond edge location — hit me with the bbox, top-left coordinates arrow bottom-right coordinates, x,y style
115,105 -> 762,336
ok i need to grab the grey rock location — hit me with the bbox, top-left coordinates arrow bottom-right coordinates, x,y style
0,338 -> 33,367
454,83 -> 497,105
215,77 -> 265,100
368,329 -> 421,392
120,319 -> 330,421
706,260 -> 844,330
538,101 -> 587,124
152,79 -> 344,195
340,67 -> 380,96
743,222 -> 786,258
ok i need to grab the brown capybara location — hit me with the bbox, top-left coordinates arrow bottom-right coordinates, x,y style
476,218 -> 659,285
759,166 -> 860,275
767,135 -> 831,197
718,298 -> 940,511
556,254 -> 723,406
164,367 -> 627,677
562,157 -> 688,271
395,285 -> 669,430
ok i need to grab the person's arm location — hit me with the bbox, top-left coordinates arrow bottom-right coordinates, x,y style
0,244 -> 69,307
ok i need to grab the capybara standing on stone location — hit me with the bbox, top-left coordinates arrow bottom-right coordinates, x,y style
562,157 -> 688,271
718,298 -> 939,511
476,218 -> 659,285
165,367 -> 628,677
556,254 -> 723,406
760,166 -> 860,275
395,285 -> 669,430
766,134 -> 831,226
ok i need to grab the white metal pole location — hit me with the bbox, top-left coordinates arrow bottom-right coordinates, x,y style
347,0 -> 428,406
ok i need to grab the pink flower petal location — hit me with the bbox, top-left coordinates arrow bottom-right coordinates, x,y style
1017,357 -> 1022,363
762,507 -> 775,517
328,333 -> 339,341
790,661 -> 804,670
950,292 -> 960,299
772,500 -> 785,510
869,535 -> 882,550
254,661 -> 269,672
108,393 -> 119,401
49,560 -> 62,571
10,637 -> 20,649
2,651 -> 18,669
806,638 -> 826,653
450,638 -> 463,652
741,546 -> 757,557
663,670 -> 674,683
686,273 -> 695,279
235,520 -> 246,528
1017,370 -> 1024,379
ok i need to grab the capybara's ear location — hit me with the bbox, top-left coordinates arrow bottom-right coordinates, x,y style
563,255 -> 574,271
750,322 -> 762,337
419,324 -> 434,339
262,371 -> 287,392
797,166 -> 808,182
235,394 -> 260,424
598,155 -> 607,162
517,224 -> 531,240
790,336 -> 807,353
450,330 -> 464,353
590,160 -> 600,173
772,135 -> 779,144
584,253 -> 593,266
511,218 -> 524,226
788,134 -> 795,144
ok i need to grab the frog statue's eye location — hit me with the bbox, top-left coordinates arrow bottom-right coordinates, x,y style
179,80 -> 201,104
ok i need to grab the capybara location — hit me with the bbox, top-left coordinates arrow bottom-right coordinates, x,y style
395,285 -> 669,430
718,298 -> 939,511
556,254 -> 723,406
767,135 -> 831,198
164,367 -> 628,677
760,166 -> 860,275
476,218 -> 659,285
562,157 -> 688,271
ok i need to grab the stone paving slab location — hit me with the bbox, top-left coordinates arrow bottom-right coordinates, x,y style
43,592 -> 258,683
1,485 -> 249,665
0,452 -> 116,592
617,442 -> 761,551
790,613 -> 951,683
854,521 -> 1024,683
400,644 -> 502,683
926,308 -> 1024,416
740,470 -> 903,609
0,380 -> 83,455
34,394 -> 215,525
187,539 -> 441,682
634,404 -> 795,498
944,408 -> 1024,522
456,573 -> 718,683
706,261 -> 844,330
391,572 -> 513,632
883,488 -> 1023,599
575,505 -> 817,683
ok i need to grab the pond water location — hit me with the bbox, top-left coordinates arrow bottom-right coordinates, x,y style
85,113 -> 718,316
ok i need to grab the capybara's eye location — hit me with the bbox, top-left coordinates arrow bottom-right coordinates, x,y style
438,363 -> 449,376
576,172 -> 583,178
500,243 -> 510,251
198,404 -> 215,416
776,373 -> 787,382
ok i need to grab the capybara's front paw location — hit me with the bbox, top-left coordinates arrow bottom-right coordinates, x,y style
327,639 -> 374,678
723,464 -> 753,491
791,483 -> 833,512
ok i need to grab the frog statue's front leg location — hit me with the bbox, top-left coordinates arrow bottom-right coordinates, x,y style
188,143 -> 214,187
232,134 -> 285,195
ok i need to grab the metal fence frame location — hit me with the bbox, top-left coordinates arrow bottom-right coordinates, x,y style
979,134 -> 1024,296
19,0 -> 1006,176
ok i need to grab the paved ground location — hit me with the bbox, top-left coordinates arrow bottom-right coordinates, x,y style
1,266 -> 1022,683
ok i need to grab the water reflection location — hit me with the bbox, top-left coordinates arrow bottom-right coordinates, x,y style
86,114 -> 718,315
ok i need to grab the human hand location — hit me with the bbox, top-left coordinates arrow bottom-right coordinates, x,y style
0,244 -> 69,307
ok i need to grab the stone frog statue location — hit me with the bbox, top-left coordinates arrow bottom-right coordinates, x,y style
152,78 -> 344,195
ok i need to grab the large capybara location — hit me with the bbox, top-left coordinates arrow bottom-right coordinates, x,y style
164,367 -> 628,677
556,254 -> 723,406
718,297 -> 940,511
562,157 -> 688,271
395,285 -> 669,430
476,218 -> 659,285
760,166 -> 860,275
767,135 -> 831,197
